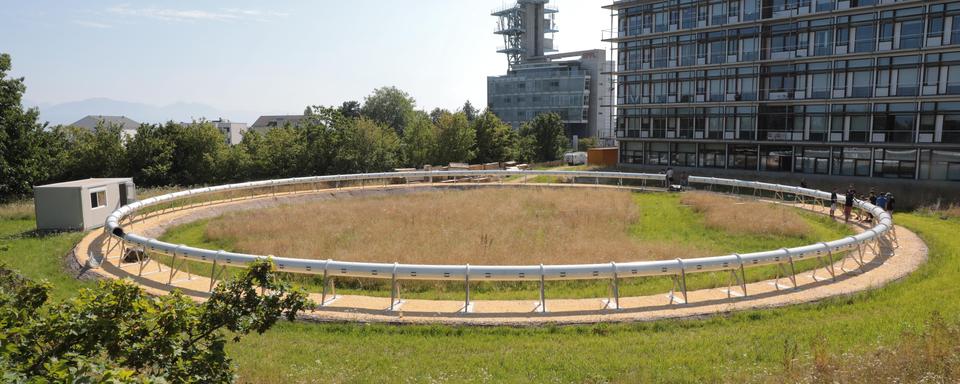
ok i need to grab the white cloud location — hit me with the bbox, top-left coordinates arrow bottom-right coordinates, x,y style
106,5 -> 287,23
73,20 -> 112,29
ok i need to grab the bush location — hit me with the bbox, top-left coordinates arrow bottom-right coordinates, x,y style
0,260 -> 309,383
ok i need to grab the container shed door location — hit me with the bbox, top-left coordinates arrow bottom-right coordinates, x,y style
119,184 -> 128,206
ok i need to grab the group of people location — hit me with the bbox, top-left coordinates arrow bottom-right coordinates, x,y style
829,185 -> 897,223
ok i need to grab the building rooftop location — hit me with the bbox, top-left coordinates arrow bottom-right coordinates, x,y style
71,115 -> 140,131
35,178 -> 133,189
250,115 -> 308,129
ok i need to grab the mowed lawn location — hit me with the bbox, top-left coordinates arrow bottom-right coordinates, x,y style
159,192 -> 853,300
229,213 -> 957,383
0,218 -> 92,300
3,198 -> 955,383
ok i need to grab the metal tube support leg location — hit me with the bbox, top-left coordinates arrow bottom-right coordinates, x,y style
167,252 -> 179,285
537,264 -> 546,313
670,259 -> 688,304
208,259 -> 225,292
137,251 -> 152,277
610,262 -> 620,310
788,256 -> 798,288
320,260 -> 331,307
389,262 -> 400,312
680,262 -> 688,303
463,264 -> 471,313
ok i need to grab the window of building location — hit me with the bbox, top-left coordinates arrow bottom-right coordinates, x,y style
873,103 -> 917,143
738,107 -> 757,140
707,108 -> 724,139
898,67 -> 920,96
90,190 -> 107,209
853,24 -> 875,52
949,65 -> 960,94
672,143 -> 697,166
728,145 -> 758,170
760,146 -> 794,172
952,15 -> 960,45
698,144 -> 725,168
919,149 -> 960,181
811,73 -> 831,99
743,0 -> 760,21
851,70 -> 874,98
681,7 -> 697,29
620,141 -> 644,164
900,19 -> 924,49
809,105 -> 829,141
646,142 -> 670,166
795,147 -> 831,174
945,113 -> 960,144
873,148 -> 917,179
740,35 -> 759,61
681,42 -> 696,66
711,2 -> 726,25
833,147 -> 872,177
814,28 -> 833,56
770,24 -> 798,53
816,0 -> 833,12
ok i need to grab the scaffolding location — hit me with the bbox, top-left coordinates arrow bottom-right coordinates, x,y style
493,0 -> 557,67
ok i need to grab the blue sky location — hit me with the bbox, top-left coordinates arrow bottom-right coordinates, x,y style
2,0 -> 610,120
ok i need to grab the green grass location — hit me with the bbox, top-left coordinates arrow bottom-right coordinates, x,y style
0,218 -> 93,301
226,213 -> 957,383
0,200 -> 956,383
157,192 -> 852,300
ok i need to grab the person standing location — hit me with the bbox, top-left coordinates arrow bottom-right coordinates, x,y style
886,193 -> 896,213
875,193 -> 888,222
666,168 -> 675,186
844,185 -> 856,223
830,188 -> 838,219
867,190 -> 877,222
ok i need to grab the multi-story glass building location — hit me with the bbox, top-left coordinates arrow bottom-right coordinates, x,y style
488,0 -> 616,145
606,0 -> 960,182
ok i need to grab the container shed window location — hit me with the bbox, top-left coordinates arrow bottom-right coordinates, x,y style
90,190 -> 106,209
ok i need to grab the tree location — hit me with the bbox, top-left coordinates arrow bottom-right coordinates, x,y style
336,117 -> 401,173
361,87 -> 415,134
299,106 -> 343,176
0,260 -> 309,383
245,126 -> 305,179
429,108 -> 449,124
460,101 -> 478,123
435,112 -> 476,165
578,136 -> 598,152
473,111 -> 517,164
125,123 -> 175,187
166,121 -> 231,185
0,53 -> 62,201
57,123 -> 126,180
337,101 -> 362,119
519,112 -> 568,163
401,111 -> 439,168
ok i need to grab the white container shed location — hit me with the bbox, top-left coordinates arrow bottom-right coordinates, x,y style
33,178 -> 137,231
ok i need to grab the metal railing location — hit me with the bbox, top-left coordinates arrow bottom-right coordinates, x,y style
102,170 -> 896,312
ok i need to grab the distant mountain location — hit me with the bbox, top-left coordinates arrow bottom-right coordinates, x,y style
23,98 -> 263,126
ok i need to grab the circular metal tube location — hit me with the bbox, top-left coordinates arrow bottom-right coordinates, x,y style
104,170 -> 894,283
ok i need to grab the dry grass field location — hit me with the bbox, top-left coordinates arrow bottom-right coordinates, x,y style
204,188 -> 709,265
0,200 -> 34,220
680,191 -> 812,237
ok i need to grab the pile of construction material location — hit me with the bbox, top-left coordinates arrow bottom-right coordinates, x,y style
392,162 -> 530,184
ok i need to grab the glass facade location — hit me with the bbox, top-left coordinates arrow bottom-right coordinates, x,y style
488,63 -> 591,133
609,0 -> 960,181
